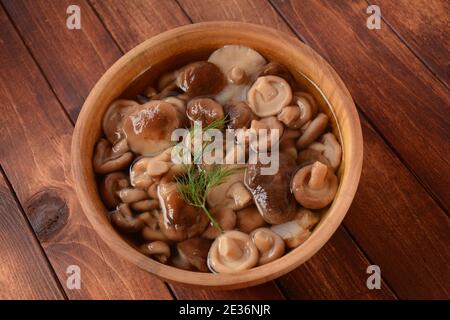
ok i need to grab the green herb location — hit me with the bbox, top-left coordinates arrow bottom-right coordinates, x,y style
175,165 -> 235,231
175,115 -> 233,231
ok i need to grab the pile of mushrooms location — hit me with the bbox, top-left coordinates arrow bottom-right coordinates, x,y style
93,44 -> 343,273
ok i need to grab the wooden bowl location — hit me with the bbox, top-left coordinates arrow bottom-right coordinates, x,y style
71,22 -> 363,290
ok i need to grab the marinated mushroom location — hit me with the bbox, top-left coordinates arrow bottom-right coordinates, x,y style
309,133 -> 342,171
140,241 -> 171,264
102,99 -> 139,144
177,237 -> 212,272
186,98 -> 225,127
99,172 -> 130,210
279,139 -> 297,160
236,206 -> 267,233
247,75 -> 292,117
247,116 -> 284,152
117,188 -> 149,203
176,61 -> 225,97
110,203 -> 144,233
277,93 -> 316,129
122,100 -> 181,155
224,101 -> 255,129
296,113 -> 328,149
271,209 -> 319,248
291,161 -> 338,209
244,154 -> 297,224
297,148 -> 331,169
250,228 -> 285,265
131,199 -> 159,212
139,210 -> 168,242
208,45 -> 266,104
129,148 -> 173,189
93,138 -> 134,174
202,207 -> 237,239
259,62 -> 295,87
206,169 -> 252,210
207,230 -> 259,273
157,182 -> 209,241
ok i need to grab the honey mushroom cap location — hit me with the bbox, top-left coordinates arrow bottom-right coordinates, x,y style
129,148 -> 173,189
177,237 -> 213,272
236,206 -> 267,233
207,230 -> 259,274
176,61 -> 225,97
250,228 -> 285,265
99,172 -> 130,210
122,100 -> 181,156
102,99 -> 139,144
208,45 -> 266,104
140,240 -> 171,264
291,161 -> 338,209
139,210 -> 168,242
309,132 -> 342,171
224,101 -> 255,129
110,203 -> 144,233
93,138 -> 134,175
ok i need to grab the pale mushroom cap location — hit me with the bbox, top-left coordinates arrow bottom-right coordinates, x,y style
102,99 -> 139,144
207,230 -> 259,273
251,228 -> 285,265
208,45 -> 266,104
122,100 -> 181,156
309,133 -> 342,171
247,75 -> 292,117
129,148 -> 173,189
291,161 -> 338,209
271,221 -> 312,249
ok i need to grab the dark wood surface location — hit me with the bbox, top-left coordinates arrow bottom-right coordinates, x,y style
0,0 -> 448,300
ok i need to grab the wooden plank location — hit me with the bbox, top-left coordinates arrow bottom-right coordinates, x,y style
0,169 -> 65,300
0,4 -> 172,300
91,0 -> 393,299
272,0 -> 450,212
373,0 -> 449,85
178,0 -> 450,299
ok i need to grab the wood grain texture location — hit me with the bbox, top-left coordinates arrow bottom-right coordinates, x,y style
272,0 -> 450,212
0,5 -> 172,300
373,0 -> 449,85
0,170 -> 65,300
90,0 -> 391,299
177,0 -> 450,299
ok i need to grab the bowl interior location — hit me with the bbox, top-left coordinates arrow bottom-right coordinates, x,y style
72,22 -> 362,289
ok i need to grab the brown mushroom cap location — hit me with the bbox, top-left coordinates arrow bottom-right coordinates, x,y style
295,92 -> 318,116
100,172 -> 130,210
176,61 -> 225,97
279,139 -> 298,161
93,138 -> 134,174
297,148 -> 331,169
202,207 -> 237,239
259,62 -> 295,87
291,161 -> 338,209
110,203 -> 144,233
102,99 -> 139,144
207,230 -> 259,273
244,154 -> 297,224
177,237 -> 212,272
186,98 -> 225,127
157,182 -> 209,241
309,133 -> 342,171
122,100 -> 181,155
247,75 -> 292,117
208,45 -> 267,104
248,116 -> 284,152
296,113 -> 328,149
250,228 -> 285,265
236,206 -> 267,233
224,101 -> 255,129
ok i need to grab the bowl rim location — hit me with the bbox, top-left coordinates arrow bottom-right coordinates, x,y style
71,21 -> 363,290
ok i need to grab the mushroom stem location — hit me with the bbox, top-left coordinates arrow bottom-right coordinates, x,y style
218,236 -> 243,261
308,162 -> 328,190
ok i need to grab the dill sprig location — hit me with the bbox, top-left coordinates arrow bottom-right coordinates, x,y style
175,115 -> 233,231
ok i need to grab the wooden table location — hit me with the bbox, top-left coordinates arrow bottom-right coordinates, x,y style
0,0 -> 448,300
